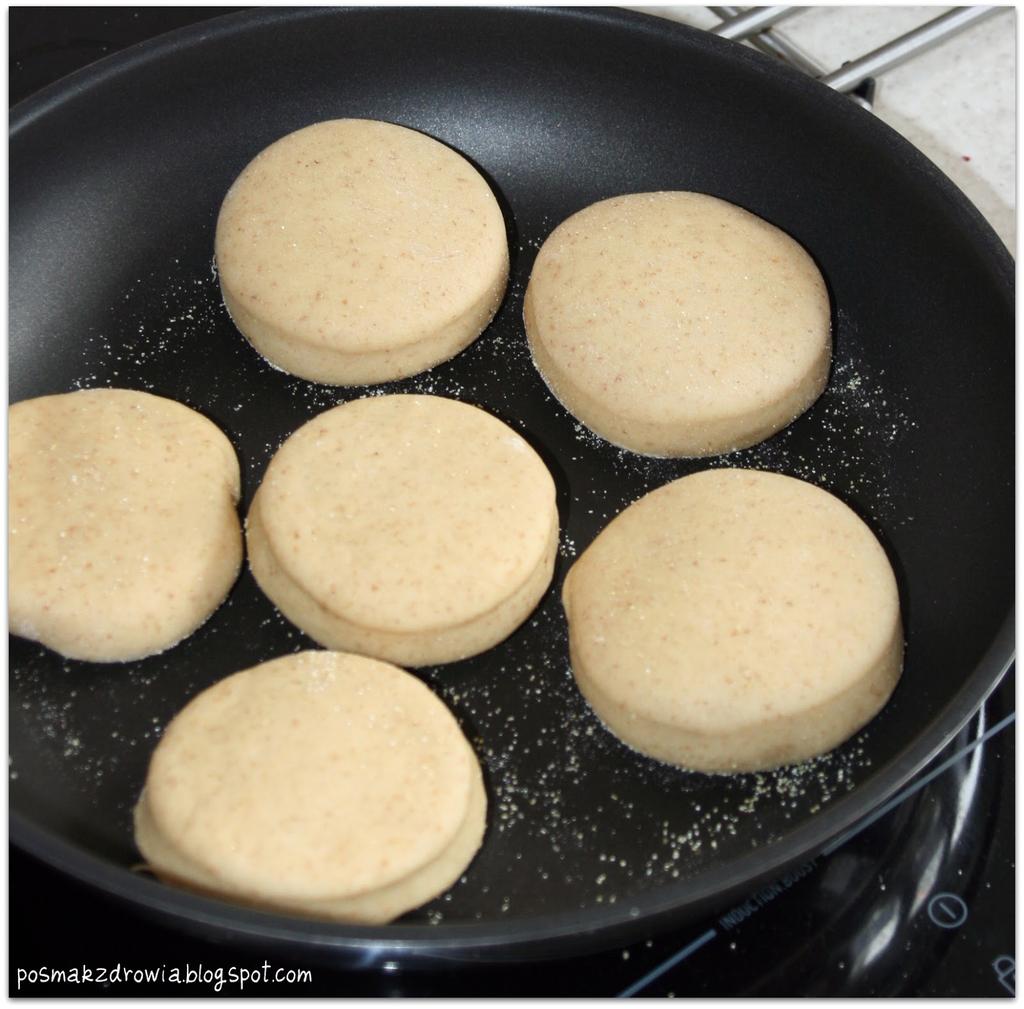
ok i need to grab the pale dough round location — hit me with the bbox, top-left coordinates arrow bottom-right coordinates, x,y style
134,650 -> 486,924
524,191 -> 832,457
247,394 -> 559,666
215,118 -> 509,385
9,389 -> 242,663
562,468 -> 903,772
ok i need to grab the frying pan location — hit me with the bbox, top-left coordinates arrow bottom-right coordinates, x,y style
9,7 -> 1013,965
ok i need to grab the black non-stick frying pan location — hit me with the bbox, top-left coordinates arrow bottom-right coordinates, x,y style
9,7 -> 1014,965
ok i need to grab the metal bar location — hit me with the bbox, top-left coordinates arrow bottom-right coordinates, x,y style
709,5 -> 825,75
710,6 -> 798,40
819,6 -> 1006,93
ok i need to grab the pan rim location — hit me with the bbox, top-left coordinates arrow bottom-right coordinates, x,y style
9,4 -> 1015,960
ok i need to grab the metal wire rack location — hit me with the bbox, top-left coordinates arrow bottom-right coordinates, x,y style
706,6 -> 1008,109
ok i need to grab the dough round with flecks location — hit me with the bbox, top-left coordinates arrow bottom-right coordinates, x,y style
247,394 -> 558,666
215,118 -> 509,385
9,389 -> 242,662
563,468 -> 903,772
524,191 -> 831,457
134,650 -> 486,923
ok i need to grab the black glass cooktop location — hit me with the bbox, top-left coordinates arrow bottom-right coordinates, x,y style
9,8 -> 1015,998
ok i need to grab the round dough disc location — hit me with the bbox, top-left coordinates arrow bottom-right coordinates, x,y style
247,394 -> 559,666
562,468 -> 903,772
215,118 -> 509,385
134,650 -> 486,924
524,191 -> 832,457
9,389 -> 242,662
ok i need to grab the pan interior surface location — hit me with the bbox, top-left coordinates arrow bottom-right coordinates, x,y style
9,7 -> 1013,958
